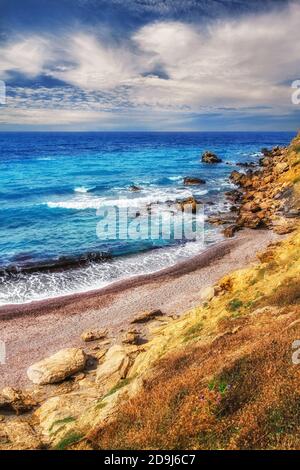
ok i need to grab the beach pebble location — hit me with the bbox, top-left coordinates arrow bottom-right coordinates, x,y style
27,348 -> 86,385
131,309 -> 163,324
81,328 -> 108,342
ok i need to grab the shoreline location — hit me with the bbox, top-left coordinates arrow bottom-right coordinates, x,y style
0,236 -> 235,318
0,228 -> 279,387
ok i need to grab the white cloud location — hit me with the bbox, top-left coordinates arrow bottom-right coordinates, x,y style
0,37 -> 49,78
1,1 -> 300,128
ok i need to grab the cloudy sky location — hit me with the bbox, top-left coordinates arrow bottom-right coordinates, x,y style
0,0 -> 300,131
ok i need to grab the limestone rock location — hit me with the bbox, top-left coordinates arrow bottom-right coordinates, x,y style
0,421 -> 42,450
122,330 -> 140,345
0,387 -> 37,414
81,328 -> 108,342
96,345 -> 130,388
131,309 -> 163,324
27,348 -> 86,385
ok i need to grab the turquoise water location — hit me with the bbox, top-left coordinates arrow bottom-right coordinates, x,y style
0,131 -> 294,305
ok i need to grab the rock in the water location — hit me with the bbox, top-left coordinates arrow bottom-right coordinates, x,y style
129,185 -> 141,192
178,196 -> 201,214
81,328 -> 108,342
27,348 -> 86,385
131,309 -> 163,324
201,151 -> 222,164
183,177 -> 206,185
0,387 -> 37,414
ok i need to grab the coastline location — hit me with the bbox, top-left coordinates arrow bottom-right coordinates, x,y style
0,227 -> 279,388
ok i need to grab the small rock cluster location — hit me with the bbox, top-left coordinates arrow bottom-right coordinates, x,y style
0,309 -> 166,450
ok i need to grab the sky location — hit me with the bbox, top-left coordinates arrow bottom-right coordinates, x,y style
0,0 -> 300,131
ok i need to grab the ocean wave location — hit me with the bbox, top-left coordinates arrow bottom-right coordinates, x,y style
46,188 -> 208,211
74,185 -> 96,193
0,231 -> 221,306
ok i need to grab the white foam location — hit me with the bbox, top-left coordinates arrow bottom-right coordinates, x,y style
0,229 -> 221,306
74,186 -> 95,194
46,188 -> 208,211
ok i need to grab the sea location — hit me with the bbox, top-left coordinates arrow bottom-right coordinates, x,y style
0,131 -> 295,305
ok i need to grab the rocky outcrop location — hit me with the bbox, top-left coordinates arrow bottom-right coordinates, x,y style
96,345 -> 131,390
0,421 -> 42,450
201,151 -> 222,164
211,141 -> 300,236
27,349 -> 86,385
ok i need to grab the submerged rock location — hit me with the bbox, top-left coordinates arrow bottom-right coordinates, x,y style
27,348 -> 87,385
129,185 -> 141,192
201,151 -> 222,164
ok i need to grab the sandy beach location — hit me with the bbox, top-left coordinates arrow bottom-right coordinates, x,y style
0,228 -> 279,388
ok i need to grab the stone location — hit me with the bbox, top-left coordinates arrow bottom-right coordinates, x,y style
122,330 -> 140,345
129,185 -> 141,192
178,196 -> 201,214
96,345 -> 130,387
201,151 -> 222,164
243,201 -> 261,213
201,286 -> 216,301
27,348 -> 87,385
81,328 -> 108,342
0,421 -> 42,450
183,177 -> 206,185
131,309 -> 164,324
223,225 -> 239,238
0,387 -> 37,414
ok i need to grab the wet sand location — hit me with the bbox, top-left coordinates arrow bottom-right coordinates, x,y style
0,229 -> 279,387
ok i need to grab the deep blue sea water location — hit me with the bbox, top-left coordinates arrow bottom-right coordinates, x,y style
0,131 -> 295,305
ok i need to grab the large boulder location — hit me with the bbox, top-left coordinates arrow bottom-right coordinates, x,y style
27,348 -> 86,385
201,151 -> 222,164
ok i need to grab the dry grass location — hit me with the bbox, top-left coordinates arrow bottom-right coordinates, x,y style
89,304 -> 300,450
